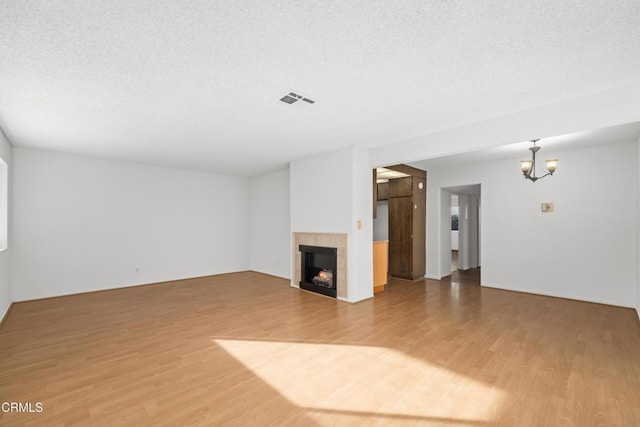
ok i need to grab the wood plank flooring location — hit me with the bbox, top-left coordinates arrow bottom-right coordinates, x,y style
1,271 -> 639,426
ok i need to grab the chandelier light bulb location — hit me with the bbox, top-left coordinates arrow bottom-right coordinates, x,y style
520,160 -> 533,174
545,159 -> 559,173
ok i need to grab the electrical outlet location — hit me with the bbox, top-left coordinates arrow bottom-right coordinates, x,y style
541,203 -> 555,213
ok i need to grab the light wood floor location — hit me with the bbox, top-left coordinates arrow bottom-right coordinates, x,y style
1,272 -> 639,426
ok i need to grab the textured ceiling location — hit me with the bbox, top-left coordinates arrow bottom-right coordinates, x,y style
1,1 -> 640,177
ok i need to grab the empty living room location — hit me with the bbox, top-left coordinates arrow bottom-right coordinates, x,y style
1,1 -> 640,426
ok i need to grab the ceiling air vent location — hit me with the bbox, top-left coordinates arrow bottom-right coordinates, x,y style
279,91 -> 315,105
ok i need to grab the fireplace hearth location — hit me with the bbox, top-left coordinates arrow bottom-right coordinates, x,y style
299,245 -> 337,298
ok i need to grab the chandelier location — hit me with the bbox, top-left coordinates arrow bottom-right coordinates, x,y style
520,140 -> 558,182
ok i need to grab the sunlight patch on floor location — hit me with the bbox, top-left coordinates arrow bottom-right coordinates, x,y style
214,339 -> 505,424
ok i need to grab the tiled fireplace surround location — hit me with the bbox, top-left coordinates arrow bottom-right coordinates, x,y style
292,232 -> 347,300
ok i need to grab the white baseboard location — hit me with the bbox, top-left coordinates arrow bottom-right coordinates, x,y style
341,295 -> 374,304
249,269 -> 290,280
14,270 -> 251,303
481,283 -> 634,309
0,302 -> 13,328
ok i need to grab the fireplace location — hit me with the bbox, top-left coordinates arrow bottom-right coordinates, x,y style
299,245 -> 337,298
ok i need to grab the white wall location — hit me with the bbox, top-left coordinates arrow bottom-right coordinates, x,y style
290,147 -> 353,234
349,145 -> 374,302
439,189 -> 452,275
421,140 -> 638,308
290,145 -> 373,302
373,201 -> 388,241
12,148 -> 250,301
0,129 -> 11,320
249,168 -> 290,279
458,194 -> 479,270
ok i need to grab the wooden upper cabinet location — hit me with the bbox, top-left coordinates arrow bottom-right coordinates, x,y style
389,176 -> 412,198
377,182 -> 389,201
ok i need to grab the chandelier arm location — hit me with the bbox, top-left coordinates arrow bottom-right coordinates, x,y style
531,172 -> 551,182
520,140 -> 557,183
539,172 -> 552,179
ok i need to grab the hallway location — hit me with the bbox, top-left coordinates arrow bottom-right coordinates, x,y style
444,268 -> 481,286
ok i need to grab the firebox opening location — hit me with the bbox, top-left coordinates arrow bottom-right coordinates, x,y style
299,245 -> 337,298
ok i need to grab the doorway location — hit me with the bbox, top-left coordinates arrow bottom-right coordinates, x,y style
441,185 -> 481,283
450,194 -> 459,272
373,165 -> 427,281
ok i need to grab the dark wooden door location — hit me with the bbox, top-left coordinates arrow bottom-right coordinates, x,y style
389,196 -> 412,278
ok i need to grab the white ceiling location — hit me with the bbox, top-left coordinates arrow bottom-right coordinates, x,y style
376,167 -> 410,183
410,121 -> 640,170
1,1 -> 640,177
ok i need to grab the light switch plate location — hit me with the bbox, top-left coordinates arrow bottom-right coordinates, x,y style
541,203 -> 555,213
